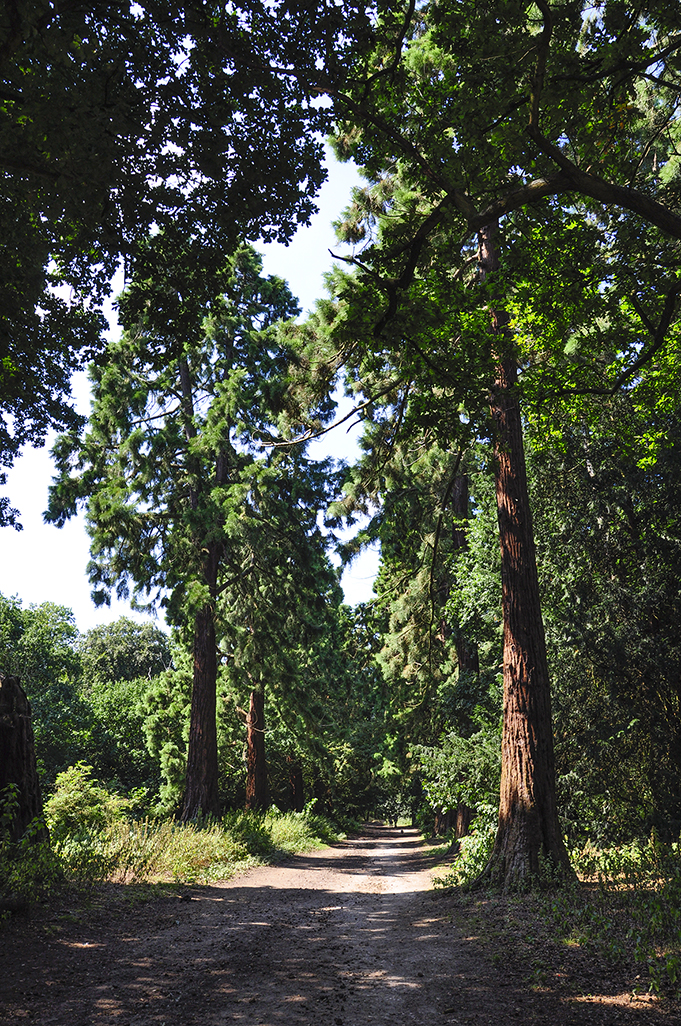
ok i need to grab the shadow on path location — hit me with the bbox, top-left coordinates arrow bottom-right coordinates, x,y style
0,827 -> 674,1025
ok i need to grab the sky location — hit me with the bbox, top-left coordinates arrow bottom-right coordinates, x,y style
0,155 -> 380,632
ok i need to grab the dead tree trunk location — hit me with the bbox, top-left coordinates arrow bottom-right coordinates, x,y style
245,688 -> 268,811
477,222 -> 573,890
0,673 -> 47,842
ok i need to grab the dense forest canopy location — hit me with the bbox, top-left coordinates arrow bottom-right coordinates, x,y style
2,1 -> 681,895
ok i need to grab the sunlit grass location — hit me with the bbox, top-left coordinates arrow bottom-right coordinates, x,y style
52,808 -> 342,886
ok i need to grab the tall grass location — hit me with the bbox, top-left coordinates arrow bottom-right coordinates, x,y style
41,763 -> 343,887
51,808 -> 342,886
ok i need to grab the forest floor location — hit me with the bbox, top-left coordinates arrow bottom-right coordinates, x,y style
1,825 -> 679,1025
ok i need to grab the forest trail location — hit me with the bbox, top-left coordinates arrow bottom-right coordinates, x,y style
1,826 -> 677,1025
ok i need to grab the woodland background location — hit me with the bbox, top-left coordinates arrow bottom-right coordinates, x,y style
2,4 -> 681,981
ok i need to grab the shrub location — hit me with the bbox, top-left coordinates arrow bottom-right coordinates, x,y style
44,763 -> 130,843
0,784 -> 62,910
433,801 -> 497,888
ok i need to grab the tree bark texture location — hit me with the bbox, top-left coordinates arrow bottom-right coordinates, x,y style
478,222 -> 572,889
245,688 -> 268,811
180,603 -> 220,821
0,673 -> 47,842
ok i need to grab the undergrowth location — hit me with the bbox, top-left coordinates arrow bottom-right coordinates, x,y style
0,784 -> 63,913
435,818 -> 681,999
49,805 -> 343,886
0,765 -> 344,903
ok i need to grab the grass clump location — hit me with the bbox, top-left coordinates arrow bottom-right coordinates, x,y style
267,804 -> 344,855
42,764 -> 342,887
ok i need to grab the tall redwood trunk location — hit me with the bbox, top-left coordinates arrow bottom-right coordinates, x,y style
245,688 -> 268,811
478,223 -> 572,889
180,602 -> 220,820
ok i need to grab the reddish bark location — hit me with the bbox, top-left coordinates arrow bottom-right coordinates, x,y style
180,603 -> 220,821
478,222 -> 572,889
245,688 -> 268,811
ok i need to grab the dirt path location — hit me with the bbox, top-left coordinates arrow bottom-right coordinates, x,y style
1,827 -> 677,1024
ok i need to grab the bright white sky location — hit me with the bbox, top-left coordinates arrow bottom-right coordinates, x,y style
0,155 -> 380,631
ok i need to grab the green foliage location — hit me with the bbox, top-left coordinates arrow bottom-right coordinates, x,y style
78,618 -> 171,796
0,784 -> 62,910
79,618 -> 170,689
47,243 -> 344,818
2,0 -> 363,515
414,714 -> 502,819
542,834 -> 681,997
44,771 -> 341,885
44,763 -> 131,845
0,595 -> 91,787
266,804 -> 343,852
528,393 -> 681,842
433,803 -> 499,889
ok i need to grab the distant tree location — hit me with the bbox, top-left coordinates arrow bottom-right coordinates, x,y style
0,596 -> 89,787
79,618 -> 170,691
76,618 -> 171,796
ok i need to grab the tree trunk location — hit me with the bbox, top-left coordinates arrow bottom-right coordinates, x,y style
455,802 -> 474,839
452,474 -> 480,678
180,603 -> 220,821
178,361 -> 222,822
288,757 -> 305,813
451,473 -> 476,838
0,674 -> 47,842
245,688 -> 268,811
478,222 -> 573,890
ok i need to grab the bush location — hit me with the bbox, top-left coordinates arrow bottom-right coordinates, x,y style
0,784 -> 62,910
267,804 -> 341,854
44,788 -> 341,886
433,801 -> 498,888
45,762 -> 131,843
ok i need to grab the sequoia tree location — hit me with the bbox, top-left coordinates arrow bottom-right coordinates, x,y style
285,0 -> 681,888
46,245 -> 335,819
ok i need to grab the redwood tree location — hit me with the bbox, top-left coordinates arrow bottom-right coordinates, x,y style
47,244 -> 333,820
479,222 -> 571,885
303,0 -> 681,888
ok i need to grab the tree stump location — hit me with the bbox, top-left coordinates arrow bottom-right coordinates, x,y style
0,672 -> 46,842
